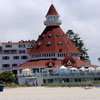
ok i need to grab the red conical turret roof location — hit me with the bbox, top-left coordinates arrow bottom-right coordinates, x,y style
46,4 -> 59,16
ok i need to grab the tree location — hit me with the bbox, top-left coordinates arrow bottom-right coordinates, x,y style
66,30 -> 90,63
0,71 -> 17,83
98,57 -> 100,62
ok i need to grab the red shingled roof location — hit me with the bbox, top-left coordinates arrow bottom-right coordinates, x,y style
15,60 -> 62,69
46,4 -> 59,16
29,26 -> 80,54
15,58 -> 94,69
63,55 -> 77,67
75,59 -> 95,67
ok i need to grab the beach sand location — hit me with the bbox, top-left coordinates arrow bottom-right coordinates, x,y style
0,87 -> 100,100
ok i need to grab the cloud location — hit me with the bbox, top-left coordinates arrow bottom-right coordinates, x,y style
0,0 -> 99,65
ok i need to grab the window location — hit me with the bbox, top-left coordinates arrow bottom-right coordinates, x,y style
56,34 -> 60,37
59,54 -> 62,57
2,56 -> 10,60
21,56 -> 28,59
49,53 -> 50,56
11,50 -> 17,53
46,42 -> 51,46
19,69 -> 22,74
58,41 -> 62,45
13,56 -> 19,59
38,42 -> 41,47
32,68 -> 39,73
64,53 -> 66,57
6,45 -> 12,48
2,64 -> 10,68
32,55 -> 35,58
4,50 -> 10,53
19,50 -> 25,53
51,53 -> 54,56
12,64 -> 17,67
19,44 -> 25,48
59,49 -> 62,52
48,62 -> 53,67
42,54 -> 45,57
67,60 -> 72,65
48,34 -> 52,38
4,50 -> 17,54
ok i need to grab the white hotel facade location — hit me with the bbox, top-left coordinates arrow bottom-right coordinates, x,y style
0,4 -> 100,86
0,40 -> 34,71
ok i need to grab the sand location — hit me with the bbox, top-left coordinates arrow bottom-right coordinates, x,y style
0,87 -> 100,100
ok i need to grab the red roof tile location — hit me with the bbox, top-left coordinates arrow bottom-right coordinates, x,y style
15,59 -> 94,70
63,55 -> 77,67
15,60 -> 62,69
75,59 -> 95,67
28,26 -> 80,54
46,4 -> 59,16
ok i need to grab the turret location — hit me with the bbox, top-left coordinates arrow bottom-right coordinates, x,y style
44,4 -> 62,26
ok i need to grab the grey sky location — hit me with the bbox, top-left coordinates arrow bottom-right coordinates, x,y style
0,0 -> 100,65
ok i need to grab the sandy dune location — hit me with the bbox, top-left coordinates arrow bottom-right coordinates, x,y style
0,87 -> 100,100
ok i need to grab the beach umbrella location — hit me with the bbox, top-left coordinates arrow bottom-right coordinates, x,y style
60,65 -> 67,69
79,67 -> 86,71
70,68 -> 77,70
22,68 -> 32,76
88,67 -> 95,72
96,67 -> 100,73
70,68 -> 78,73
59,66 -> 68,75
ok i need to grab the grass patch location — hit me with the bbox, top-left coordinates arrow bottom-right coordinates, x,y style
2,83 -> 34,88
42,81 -> 100,87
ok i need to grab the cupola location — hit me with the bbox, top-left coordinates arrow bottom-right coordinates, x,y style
44,4 -> 62,26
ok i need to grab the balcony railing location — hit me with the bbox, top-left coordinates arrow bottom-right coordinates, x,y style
42,72 -> 100,79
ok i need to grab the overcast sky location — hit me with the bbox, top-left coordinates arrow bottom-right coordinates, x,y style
0,0 -> 100,65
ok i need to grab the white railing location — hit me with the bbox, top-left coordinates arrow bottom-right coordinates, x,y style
42,72 -> 100,79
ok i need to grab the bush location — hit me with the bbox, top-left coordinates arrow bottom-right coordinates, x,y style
0,71 -> 17,83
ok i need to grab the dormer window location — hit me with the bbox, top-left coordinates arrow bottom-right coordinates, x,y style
38,42 -> 41,47
67,60 -> 72,66
46,41 -> 51,46
56,34 -> 60,37
48,34 -> 52,38
59,49 -> 62,52
58,41 -> 62,45
48,62 -> 53,67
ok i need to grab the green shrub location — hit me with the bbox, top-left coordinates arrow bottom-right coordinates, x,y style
0,71 -> 17,83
